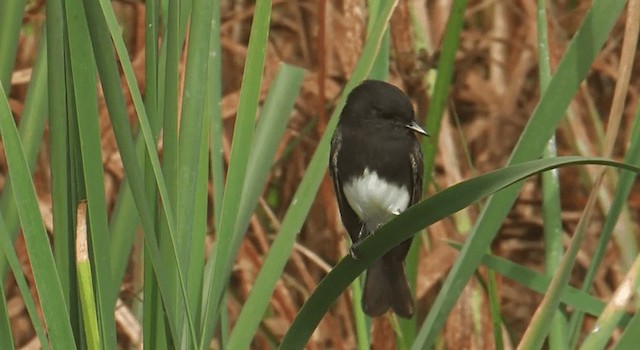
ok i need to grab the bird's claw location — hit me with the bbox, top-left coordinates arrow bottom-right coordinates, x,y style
349,240 -> 363,260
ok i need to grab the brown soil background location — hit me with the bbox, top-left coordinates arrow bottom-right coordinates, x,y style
6,0 -> 640,349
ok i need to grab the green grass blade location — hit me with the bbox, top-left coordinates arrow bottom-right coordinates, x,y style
64,0 -> 117,345
422,0 -> 469,184
144,0 -> 158,128
175,0 -> 215,300
170,10 -> 214,341
0,283 -> 14,349
412,0 -> 626,347
519,184 -> 598,349
580,257 -> 640,349
0,0 -> 25,88
200,0 -> 272,341
141,6 -> 160,349
537,0 -> 569,347
75,202 -> 101,349
82,0 -> 202,346
352,278 -> 371,350
76,260 -> 100,349
0,32 -> 49,280
208,2 -> 225,233
448,242 -> 630,323
0,81 -> 76,350
46,0 -> 77,331
568,71 -> 640,343
280,157 -> 640,348
225,2 -> 399,347
108,145 -> 148,287
224,63 -> 305,348
176,0 -> 217,343
0,214 -> 49,349
65,63 -> 87,345
367,2 -> 389,82
156,0 -> 180,347
614,312 -> 640,349
93,0 -> 199,344
106,0 -> 176,302
485,269 -> 504,349
187,121 -> 210,338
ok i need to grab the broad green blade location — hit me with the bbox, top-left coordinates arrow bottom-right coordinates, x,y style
224,63 -> 305,348
93,0 -> 198,344
0,80 -> 76,350
200,0 -> 273,342
279,157 -> 640,349
0,0 -> 25,88
413,0 -> 627,347
65,0 -> 117,345
614,312 -> 640,350
0,283 -> 14,349
0,214 -> 49,349
0,20 -> 49,286
449,242 -> 629,323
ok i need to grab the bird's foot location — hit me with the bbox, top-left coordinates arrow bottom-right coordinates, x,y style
351,223 -> 387,260
349,240 -> 363,260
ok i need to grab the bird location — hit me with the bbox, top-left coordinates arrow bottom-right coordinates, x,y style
329,80 -> 427,318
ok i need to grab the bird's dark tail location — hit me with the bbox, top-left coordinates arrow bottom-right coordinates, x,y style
362,258 -> 414,318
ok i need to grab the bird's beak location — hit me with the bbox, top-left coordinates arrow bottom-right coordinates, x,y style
406,121 -> 429,136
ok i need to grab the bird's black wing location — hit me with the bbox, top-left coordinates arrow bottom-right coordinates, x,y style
388,139 -> 424,262
330,129 -> 364,243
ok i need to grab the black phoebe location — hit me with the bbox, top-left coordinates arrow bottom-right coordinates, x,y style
329,80 -> 426,318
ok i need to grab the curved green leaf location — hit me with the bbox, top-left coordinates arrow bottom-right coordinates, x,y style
225,64 -> 305,349
279,157 -> 640,349
200,0 -> 274,343
0,79 -> 76,350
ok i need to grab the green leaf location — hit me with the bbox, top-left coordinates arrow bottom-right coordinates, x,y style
93,0 -> 198,344
448,242 -> 630,324
279,157 -> 640,349
614,312 -> 640,350
65,0 -> 116,344
0,215 -> 48,349
413,0 -> 627,347
0,283 -> 14,349
0,76 -> 76,350
422,0 -> 469,185
0,35 -> 49,281
224,63 -> 305,349
580,256 -> 640,349
201,0 -> 273,342
75,202 -> 101,349
0,0 -> 25,88
569,71 -> 640,344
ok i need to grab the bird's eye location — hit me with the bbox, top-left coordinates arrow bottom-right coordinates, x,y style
378,110 -> 395,119
383,112 -> 402,121
373,106 -> 399,120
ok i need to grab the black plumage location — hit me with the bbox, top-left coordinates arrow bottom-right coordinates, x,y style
329,80 -> 426,318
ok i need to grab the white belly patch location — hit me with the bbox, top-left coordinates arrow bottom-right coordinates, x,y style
343,168 -> 410,231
